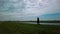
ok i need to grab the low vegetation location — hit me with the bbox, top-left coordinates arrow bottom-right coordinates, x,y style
0,21 -> 60,34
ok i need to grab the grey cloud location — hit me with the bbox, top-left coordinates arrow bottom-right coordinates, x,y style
0,0 -> 60,21
0,0 -> 26,12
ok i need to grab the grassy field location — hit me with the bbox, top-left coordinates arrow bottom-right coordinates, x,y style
0,21 -> 60,34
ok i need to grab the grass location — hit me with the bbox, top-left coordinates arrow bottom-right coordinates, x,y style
0,21 -> 60,34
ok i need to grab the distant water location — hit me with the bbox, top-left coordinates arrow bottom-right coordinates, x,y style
23,22 -> 60,25
0,21 -> 60,25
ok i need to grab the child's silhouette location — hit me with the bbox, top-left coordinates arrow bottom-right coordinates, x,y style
37,17 -> 39,24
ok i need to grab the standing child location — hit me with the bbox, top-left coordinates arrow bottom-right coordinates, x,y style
37,17 -> 39,24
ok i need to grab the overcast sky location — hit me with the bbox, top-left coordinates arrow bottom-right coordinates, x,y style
0,0 -> 60,21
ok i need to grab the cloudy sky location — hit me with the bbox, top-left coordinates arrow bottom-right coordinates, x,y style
0,0 -> 60,21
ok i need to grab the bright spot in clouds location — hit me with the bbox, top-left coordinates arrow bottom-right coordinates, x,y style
0,0 -> 60,21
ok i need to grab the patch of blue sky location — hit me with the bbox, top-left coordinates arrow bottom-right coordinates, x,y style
39,13 -> 60,20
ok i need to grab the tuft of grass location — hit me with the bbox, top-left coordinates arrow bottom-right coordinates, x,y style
0,21 -> 60,34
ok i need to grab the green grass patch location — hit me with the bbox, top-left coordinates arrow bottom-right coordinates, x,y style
0,21 -> 60,34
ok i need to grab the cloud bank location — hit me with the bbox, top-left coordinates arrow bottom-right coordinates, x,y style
0,0 -> 60,21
